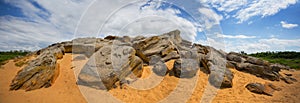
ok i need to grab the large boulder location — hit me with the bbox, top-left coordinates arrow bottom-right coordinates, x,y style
149,55 -> 168,76
132,30 -> 182,61
206,47 -> 234,88
10,46 -> 63,91
209,67 -> 233,88
172,50 -> 200,78
77,45 -> 143,90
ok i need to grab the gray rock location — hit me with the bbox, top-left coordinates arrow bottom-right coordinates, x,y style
246,82 -> 280,96
227,52 -> 243,63
236,63 -> 279,81
173,58 -> 199,78
172,50 -> 200,78
270,63 -> 291,72
206,47 -> 234,88
62,38 -> 110,57
246,83 -> 265,94
209,66 -> 234,88
149,55 -> 168,76
246,56 -> 269,66
77,45 -> 143,90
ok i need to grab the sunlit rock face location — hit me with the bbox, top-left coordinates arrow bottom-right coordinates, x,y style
10,30 -> 294,91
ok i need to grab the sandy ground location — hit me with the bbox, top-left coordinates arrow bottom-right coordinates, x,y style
0,54 -> 86,103
1,54 -> 299,103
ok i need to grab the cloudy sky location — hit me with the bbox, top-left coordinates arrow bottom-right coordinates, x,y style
0,0 -> 299,53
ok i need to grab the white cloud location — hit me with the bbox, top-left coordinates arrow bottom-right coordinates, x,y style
217,34 -> 256,39
200,0 -> 248,13
0,0 -> 204,51
0,0 -> 93,51
99,2 -> 198,42
200,0 -> 298,23
223,38 -> 300,53
198,35 -> 300,53
1,0 -> 298,53
280,21 -> 298,29
198,8 -> 223,29
235,0 -> 298,23
198,38 -> 226,51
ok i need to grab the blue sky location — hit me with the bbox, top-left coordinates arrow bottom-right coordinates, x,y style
0,0 -> 299,53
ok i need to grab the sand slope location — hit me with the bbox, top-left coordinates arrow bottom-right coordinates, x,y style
0,54 -> 86,103
1,54 -> 299,103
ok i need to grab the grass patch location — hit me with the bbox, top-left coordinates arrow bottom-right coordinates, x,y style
0,50 -> 30,66
248,51 -> 300,70
259,57 -> 300,69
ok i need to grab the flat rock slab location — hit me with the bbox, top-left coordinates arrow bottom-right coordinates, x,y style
246,82 -> 281,96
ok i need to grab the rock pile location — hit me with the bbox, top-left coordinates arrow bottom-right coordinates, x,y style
10,30 -> 297,93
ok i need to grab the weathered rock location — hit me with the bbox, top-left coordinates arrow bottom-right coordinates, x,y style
246,83 -> 265,94
235,63 -> 279,81
209,67 -> 234,88
172,50 -> 200,78
173,59 -> 199,78
161,51 -> 180,62
270,63 -> 290,72
225,52 -> 297,83
246,56 -> 269,66
227,52 -> 243,63
226,61 -> 236,68
10,29 -> 297,91
206,47 -> 234,88
10,46 -> 63,91
149,55 -> 168,76
132,30 -> 181,58
246,82 -> 280,96
280,75 -> 297,84
62,38 -> 110,57
77,45 -> 143,90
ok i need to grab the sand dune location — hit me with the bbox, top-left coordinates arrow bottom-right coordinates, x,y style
1,54 -> 299,103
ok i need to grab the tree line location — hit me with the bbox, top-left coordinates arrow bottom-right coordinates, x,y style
248,51 -> 300,59
0,50 -> 31,55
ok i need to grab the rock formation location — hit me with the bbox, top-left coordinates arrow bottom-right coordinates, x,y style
10,30 -> 297,92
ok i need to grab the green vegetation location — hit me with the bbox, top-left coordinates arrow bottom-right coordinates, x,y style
0,50 -> 30,66
248,51 -> 300,69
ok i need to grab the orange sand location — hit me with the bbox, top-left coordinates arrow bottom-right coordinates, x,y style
0,54 -> 86,103
1,54 -> 299,103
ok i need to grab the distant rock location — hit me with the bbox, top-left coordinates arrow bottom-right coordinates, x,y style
226,52 -> 284,81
